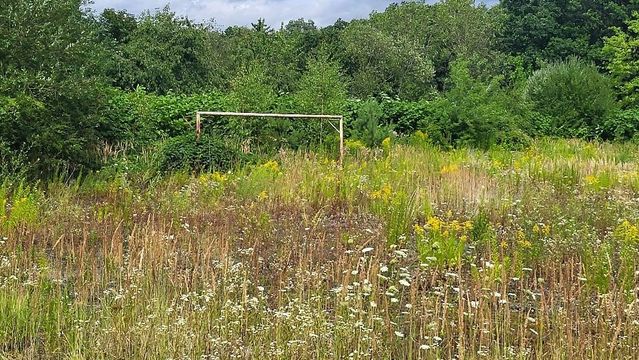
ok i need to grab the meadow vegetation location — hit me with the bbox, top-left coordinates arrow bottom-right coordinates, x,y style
3,1 -> 639,358
1,139 -> 639,359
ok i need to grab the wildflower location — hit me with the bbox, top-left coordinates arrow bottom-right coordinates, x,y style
450,220 -> 461,231
426,216 -> 442,231
440,163 -> 459,175
382,137 -> 392,151
532,224 -> 541,234
414,130 -> 428,140
261,160 -> 280,173
371,184 -> 392,201
585,175 -> 598,186
394,331 -> 404,338
399,279 -> 410,287
614,220 -> 639,245
361,247 -> 374,254
394,249 -> 407,258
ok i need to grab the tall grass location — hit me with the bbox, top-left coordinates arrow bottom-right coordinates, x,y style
0,138 -> 638,359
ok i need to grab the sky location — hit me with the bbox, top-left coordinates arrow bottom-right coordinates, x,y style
89,0 -> 404,29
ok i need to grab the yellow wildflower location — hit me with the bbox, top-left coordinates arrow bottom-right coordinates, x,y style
585,175 -> 598,186
261,160 -> 280,173
414,130 -> 428,140
532,224 -> 540,234
426,216 -> 442,232
450,220 -> 461,232
381,137 -> 392,151
440,163 -> 460,175
371,184 -> 392,201
518,240 -> 532,249
614,220 -> 639,245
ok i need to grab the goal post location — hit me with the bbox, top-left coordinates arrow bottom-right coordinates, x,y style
195,111 -> 345,165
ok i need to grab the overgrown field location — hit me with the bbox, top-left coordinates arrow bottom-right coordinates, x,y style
1,139 -> 639,359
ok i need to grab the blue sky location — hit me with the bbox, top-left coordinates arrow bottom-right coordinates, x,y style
88,0 -> 408,28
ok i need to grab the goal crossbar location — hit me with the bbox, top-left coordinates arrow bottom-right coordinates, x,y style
195,111 -> 344,164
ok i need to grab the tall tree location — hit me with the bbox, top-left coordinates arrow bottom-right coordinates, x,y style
341,20 -> 434,99
293,53 -> 348,114
0,0 -> 109,172
227,63 -> 277,142
341,0 -> 498,96
268,19 -> 321,93
251,18 -> 273,34
115,7 -> 223,94
500,0 -> 639,68
99,8 -> 137,44
289,53 -> 348,148
602,12 -> 639,107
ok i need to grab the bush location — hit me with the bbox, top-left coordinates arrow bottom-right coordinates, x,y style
350,99 -> 392,147
375,99 -> 450,147
158,134 -> 244,173
525,57 -> 617,139
600,108 -> 639,140
0,141 -> 29,179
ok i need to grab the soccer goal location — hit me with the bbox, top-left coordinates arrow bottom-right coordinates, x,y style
195,111 -> 345,164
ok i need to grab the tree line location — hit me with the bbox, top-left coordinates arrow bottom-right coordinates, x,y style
1,0 -> 639,175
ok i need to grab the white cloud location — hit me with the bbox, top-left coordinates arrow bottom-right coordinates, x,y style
89,0 -> 397,28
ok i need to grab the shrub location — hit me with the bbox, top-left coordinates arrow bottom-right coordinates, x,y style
158,134 -> 244,173
524,57 -> 617,138
435,60 -> 524,150
377,99 -> 450,147
600,108 -> 639,141
350,99 -> 392,147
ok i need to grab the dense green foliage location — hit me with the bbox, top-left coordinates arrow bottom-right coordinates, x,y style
158,134 -> 244,172
0,0 -> 109,174
525,58 -> 617,138
500,0 -> 639,67
2,0 -> 639,177
602,12 -> 639,107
